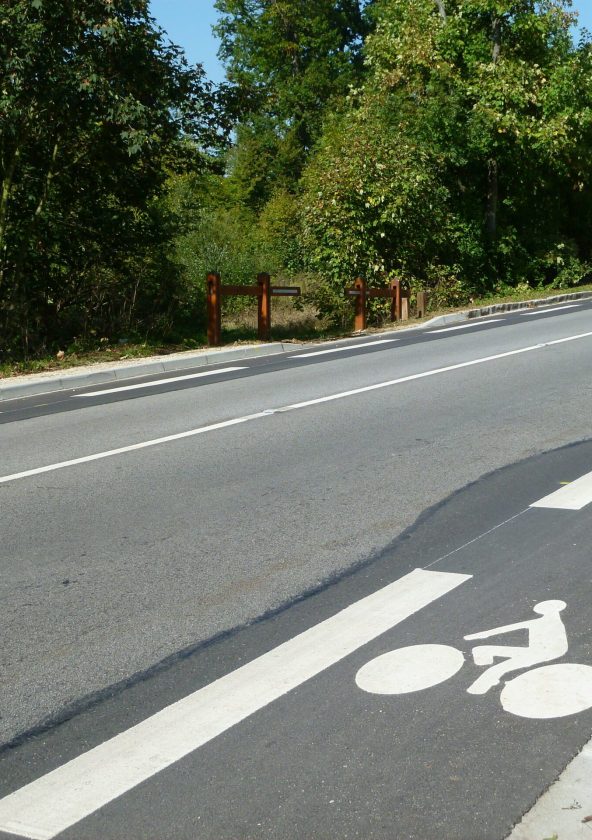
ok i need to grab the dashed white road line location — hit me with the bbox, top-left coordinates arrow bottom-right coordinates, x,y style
428,319 -> 505,333
2,330 -> 592,486
522,304 -> 581,315
292,339 -> 397,358
73,366 -> 247,397
0,568 -> 470,840
530,468 -> 592,510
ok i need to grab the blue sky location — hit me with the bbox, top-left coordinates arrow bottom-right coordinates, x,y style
149,0 -> 592,84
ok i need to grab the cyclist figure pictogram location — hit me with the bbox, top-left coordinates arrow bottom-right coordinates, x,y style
464,600 -> 568,695
355,598 -> 592,719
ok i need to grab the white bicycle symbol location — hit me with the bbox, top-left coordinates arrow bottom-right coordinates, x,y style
356,600 -> 592,719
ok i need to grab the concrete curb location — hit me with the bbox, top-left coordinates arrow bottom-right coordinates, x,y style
423,290 -> 592,328
0,342 -> 296,401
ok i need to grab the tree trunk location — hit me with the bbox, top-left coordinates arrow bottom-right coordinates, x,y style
0,145 -> 22,287
11,138 -> 61,357
486,16 -> 501,244
433,0 -> 447,21
486,158 -> 499,242
491,16 -> 501,64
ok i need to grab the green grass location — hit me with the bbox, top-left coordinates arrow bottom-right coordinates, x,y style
0,339 -> 205,378
470,282 -> 592,308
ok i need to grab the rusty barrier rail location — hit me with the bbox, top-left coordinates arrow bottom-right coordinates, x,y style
346,277 -> 410,331
206,272 -> 301,346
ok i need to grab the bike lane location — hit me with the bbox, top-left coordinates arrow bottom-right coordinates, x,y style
1,441 -> 592,840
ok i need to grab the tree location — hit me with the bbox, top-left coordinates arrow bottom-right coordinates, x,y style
214,0 -> 373,205
301,0 -> 592,309
0,0 -> 222,356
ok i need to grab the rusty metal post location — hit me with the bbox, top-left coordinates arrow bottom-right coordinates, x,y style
392,278 -> 402,321
206,272 -> 221,346
353,277 -> 366,331
389,278 -> 399,322
257,272 -> 271,341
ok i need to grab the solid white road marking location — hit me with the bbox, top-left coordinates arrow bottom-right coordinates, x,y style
530,468 -> 592,510
72,367 -> 247,397
428,319 -> 505,333
293,339 -> 397,358
507,733 -> 592,839
2,330 -> 592,485
356,644 -> 465,695
0,569 -> 470,840
522,304 -> 581,315
0,412 -> 270,486
500,664 -> 592,719
277,331 -> 592,412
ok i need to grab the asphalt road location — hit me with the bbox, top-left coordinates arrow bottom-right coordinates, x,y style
1,300 -> 592,838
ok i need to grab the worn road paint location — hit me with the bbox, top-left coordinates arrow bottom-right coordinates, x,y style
275,331 -> 592,413
73,366 -> 247,397
522,304 -> 581,316
428,319 -> 505,333
530,468 -> 592,510
292,340 -> 397,358
0,568 -> 470,840
2,330 -> 592,485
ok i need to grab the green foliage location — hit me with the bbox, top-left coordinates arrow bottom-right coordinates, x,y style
0,0 -> 223,358
300,98 -> 485,321
298,0 -> 592,310
215,0 -> 373,205
3,0 -> 592,355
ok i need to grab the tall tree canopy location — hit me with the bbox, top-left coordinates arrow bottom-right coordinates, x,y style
214,0 -> 373,205
301,0 -> 592,311
0,0 -> 222,356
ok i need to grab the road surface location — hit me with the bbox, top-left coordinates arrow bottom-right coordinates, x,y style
1,300 -> 592,838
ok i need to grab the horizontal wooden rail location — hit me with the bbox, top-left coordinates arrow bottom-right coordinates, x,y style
346,277 -> 409,331
221,284 -> 260,296
206,273 -> 301,346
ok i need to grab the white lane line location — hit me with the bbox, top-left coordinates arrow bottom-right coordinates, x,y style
428,319 -> 505,333
522,304 -> 581,315
2,329 -> 592,486
276,331 -> 592,412
293,339 -> 397,358
73,367 -> 247,397
0,568 -> 471,840
0,412 -> 268,485
530,468 -> 592,510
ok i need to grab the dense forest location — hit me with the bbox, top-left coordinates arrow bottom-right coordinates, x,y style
1,0 -> 591,359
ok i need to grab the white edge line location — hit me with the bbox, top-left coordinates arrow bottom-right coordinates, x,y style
0,413 -> 268,485
3,330 -> 592,486
293,339 -> 398,358
73,367 -> 247,397
522,304 -> 581,315
277,331 -> 592,413
0,568 -> 471,840
428,319 -> 505,333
